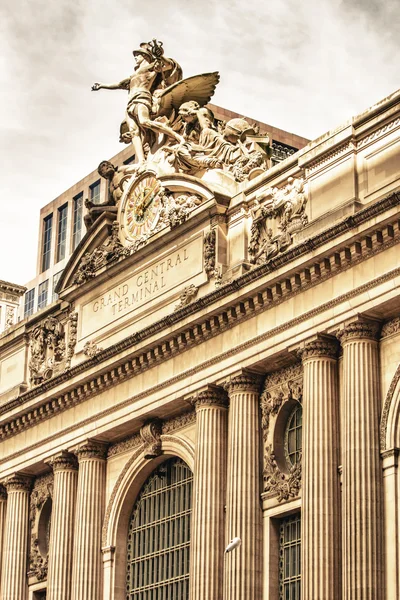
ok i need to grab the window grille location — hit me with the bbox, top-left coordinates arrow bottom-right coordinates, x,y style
285,404 -> 302,468
279,514 -> 301,599
72,193 -> 83,250
41,214 -> 53,272
56,204 -> 68,262
24,288 -> 35,317
126,458 -> 192,600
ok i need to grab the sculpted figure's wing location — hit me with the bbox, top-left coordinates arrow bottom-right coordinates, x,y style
156,72 -> 220,115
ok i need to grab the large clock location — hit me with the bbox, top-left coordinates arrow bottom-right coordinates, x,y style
119,173 -> 163,243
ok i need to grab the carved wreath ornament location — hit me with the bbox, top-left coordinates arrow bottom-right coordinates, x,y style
260,363 -> 303,502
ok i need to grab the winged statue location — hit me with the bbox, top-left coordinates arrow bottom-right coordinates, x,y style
92,39 -> 220,165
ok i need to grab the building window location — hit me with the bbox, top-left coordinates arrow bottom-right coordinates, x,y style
90,180 -> 101,205
52,271 -> 62,301
41,214 -> 53,272
285,404 -> 302,468
279,514 -> 301,600
56,204 -> 68,262
37,280 -> 49,310
72,193 -> 83,250
24,289 -> 35,317
126,458 -> 192,599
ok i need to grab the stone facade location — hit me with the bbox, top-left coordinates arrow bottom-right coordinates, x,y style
1,48 -> 400,599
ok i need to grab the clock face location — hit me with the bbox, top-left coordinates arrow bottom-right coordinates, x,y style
120,174 -> 162,242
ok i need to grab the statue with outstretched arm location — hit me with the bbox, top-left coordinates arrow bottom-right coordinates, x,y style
92,39 -> 220,165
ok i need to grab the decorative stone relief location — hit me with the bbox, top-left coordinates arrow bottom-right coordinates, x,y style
140,420 -> 163,459
263,444 -> 302,502
5,305 -> 15,329
159,191 -> 203,229
161,410 -> 196,434
28,473 -> 53,582
381,317 -> 400,338
261,363 -> 303,501
204,229 -> 217,279
174,284 -> 199,310
66,311 -> 78,368
249,177 -> 308,265
73,222 -> 130,285
29,316 -> 66,386
83,340 -> 103,358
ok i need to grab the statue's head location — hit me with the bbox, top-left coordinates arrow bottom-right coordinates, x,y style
133,42 -> 153,66
224,118 -> 255,143
179,101 -> 200,122
98,161 -> 117,179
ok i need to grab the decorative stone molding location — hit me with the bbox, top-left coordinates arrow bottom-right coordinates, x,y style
380,362 -> 400,450
260,363 -> 303,436
28,472 -> 53,582
83,340 -> 103,358
47,451 -> 78,472
140,420 -> 163,459
357,117 -> 400,148
305,140 -> 356,173
29,316 -> 66,386
72,440 -> 108,461
337,318 -> 381,343
223,371 -> 263,394
381,317 -> 400,338
263,444 -> 301,502
299,337 -> 338,361
66,311 -> 78,368
1,193 -> 399,445
174,284 -> 199,310
161,411 -> 196,433
107,433 -> 142,458
192,387 -> 228,409
0,484 -> 6,500
3,473 -> 33,492
204,228 -> 216,278
249,177 -> 308,266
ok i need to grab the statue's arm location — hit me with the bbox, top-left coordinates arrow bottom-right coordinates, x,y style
91,78 -> 130,91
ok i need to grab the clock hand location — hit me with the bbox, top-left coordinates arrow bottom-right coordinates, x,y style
136,184 -> 159,216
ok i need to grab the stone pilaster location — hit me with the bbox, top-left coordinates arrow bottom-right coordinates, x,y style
300,337 -> 341,599
382,449 -> 399,600
70,440 -> 107,600
337,319 -> 384,599
223,371 -> 263,600
0,473 -> 32,600
0,485 -> 7,597
46,451 -> 78,600
190,386 -> 228,600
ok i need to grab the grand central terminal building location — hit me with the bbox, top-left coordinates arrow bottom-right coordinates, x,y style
1,41 -> 400,600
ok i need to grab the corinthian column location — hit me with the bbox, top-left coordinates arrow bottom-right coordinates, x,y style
223,371 -> 263,600
0,473 -> 32,600
190,386 -> 228,600
46,451 -> 78,600
0,485 -> 7,596
301,337 -> 341,599
71,440 -> 107,600
337,318 -> 384,599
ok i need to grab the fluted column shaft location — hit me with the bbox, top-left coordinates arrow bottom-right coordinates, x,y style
190,387 -> 228,600
224,372 -> 263,600
0,474 -> 32,600
71,440 -> 107,600
47,452 -> 78,600
0,485 -> 7,597
301,338 -> 341,599
338,320 -> 384,599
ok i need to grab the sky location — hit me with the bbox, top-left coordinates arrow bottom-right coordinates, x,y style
1,0 -> 399,286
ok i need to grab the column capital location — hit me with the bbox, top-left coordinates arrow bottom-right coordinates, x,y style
336,316 -> 381,344
71,439 -> 108,461
191,385 -> 228,410
46,450 -> 78,472
2,472 -> 32,493
221,370 -> 264,394
299,335 -> 338,361
0,484 -> 7,500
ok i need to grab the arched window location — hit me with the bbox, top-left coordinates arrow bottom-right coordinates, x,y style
284,403 -> 302,468
126,457 -> 193,599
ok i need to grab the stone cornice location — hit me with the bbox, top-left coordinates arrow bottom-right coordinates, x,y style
0,280 -> 27,296
0,193 -> 399,444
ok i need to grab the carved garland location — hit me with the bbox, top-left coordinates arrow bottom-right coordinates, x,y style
28,472 -> 53,582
